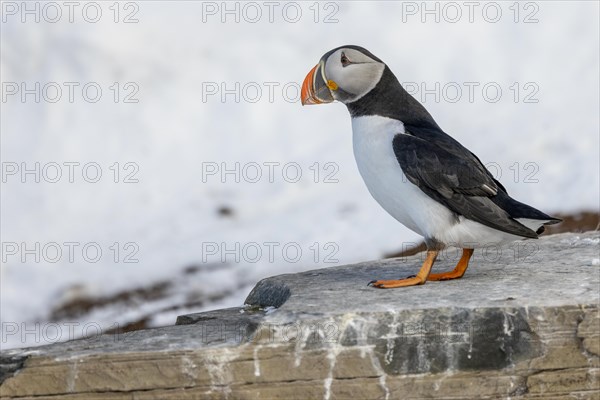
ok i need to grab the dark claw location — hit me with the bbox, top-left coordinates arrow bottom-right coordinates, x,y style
367,280 -> 377,287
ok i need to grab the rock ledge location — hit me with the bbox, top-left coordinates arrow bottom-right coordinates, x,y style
1,232 -> 599,399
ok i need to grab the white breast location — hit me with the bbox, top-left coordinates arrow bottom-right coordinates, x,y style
351,115 -> 521,248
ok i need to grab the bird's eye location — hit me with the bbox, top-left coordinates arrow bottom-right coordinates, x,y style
341,53 -> 350,67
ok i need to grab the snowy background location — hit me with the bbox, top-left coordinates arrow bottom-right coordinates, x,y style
1,1 -> 598,349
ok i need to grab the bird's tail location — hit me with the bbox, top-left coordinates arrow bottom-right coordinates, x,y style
491,190 -> 561,235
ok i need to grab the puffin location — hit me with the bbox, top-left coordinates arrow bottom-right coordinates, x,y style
300,45 -> 560,288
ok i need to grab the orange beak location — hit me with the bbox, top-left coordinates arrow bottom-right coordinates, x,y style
301,64 -> 321,105
301,63 -> 334,106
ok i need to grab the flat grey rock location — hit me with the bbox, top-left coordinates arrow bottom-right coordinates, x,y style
243,231 -> 599,313
2,232 -> 599,399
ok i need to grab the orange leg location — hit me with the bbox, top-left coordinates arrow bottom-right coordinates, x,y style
368,250 -> 438,288
428,248 -> 474,281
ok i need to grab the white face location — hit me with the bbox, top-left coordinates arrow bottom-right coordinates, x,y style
323,48 -> 386,104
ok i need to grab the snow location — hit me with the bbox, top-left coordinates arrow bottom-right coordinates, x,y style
1,1 -> 599,349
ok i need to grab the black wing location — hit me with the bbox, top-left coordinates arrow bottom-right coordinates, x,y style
393,127 -> 539,238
